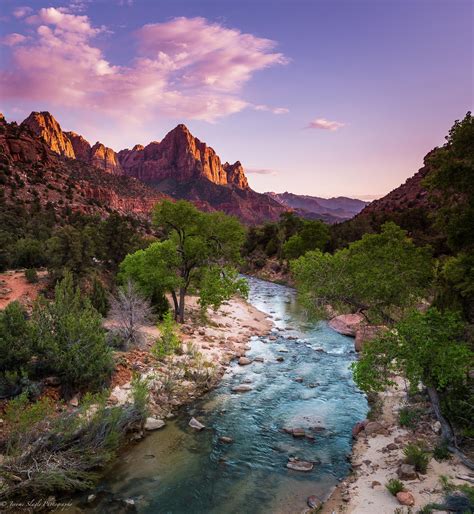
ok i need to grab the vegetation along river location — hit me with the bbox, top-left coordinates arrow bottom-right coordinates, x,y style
90,277 -> 368,514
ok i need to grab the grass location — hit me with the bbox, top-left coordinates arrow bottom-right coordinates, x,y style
386,478 -> 404,496
398,407 -> 420,429
404,442 -> 430,473
432,442 -> 451,462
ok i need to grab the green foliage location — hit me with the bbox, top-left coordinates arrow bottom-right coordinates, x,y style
398,407 -> 419,429
151,311 -> 181,360
432,442 -> 451,461
282,219 -> 329,259
131,372 -> 150,418
198,266 -> 249,311
13,238 -> 46,268
386,478 -> 404,496
89,275 -> 109,316
0,301 -> 34,375
403,442 -> 430,473
292,222 -> 432,323
25,267 -> 38,283
32,272 -> 113,393
121,199 -> 248,322
352,308 -> 471,394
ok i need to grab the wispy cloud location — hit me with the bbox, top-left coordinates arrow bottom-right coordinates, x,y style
0,9 -> 288,123
254,104 -> 289,114
12,6 -> 33,18
1,33 -> 28,46
307,117 -> 345,131
246,167 -> 278,175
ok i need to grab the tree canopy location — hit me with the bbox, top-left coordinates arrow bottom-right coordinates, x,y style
291,222 -> 433,323
119,200 -> 247,322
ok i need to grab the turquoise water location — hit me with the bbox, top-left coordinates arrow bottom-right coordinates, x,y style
89,277 -> 367,514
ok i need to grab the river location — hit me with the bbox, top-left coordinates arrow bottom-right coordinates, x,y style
86,277 -> 367,514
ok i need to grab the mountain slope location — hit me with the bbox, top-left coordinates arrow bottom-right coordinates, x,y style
266,191 -> 367,223
21,112 -> 286,224
0,114 -> 166,219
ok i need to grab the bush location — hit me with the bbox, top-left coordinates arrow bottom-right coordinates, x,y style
32,273 -> 113,393
404,442 -> 430,473
0,301 -> 34,375
433,442 -> 451,461
151,311 -> 181,360
13,238 -> 46,268
25,267 -> 38,283
131,372 -> 149,418
398,407 -> 419,429
386,478 -> 404,496
89,275 -> 109,316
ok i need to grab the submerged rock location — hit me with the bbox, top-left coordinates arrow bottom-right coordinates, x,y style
231,384 -> 253,393
307,495 -> 322,509
189,417 -> 206,431
219,436 -> 234,444
286,458 -> 314,472
144,418 -> 166,431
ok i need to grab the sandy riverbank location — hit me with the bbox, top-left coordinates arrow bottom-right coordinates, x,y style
321,380 -> 472,514
106,294 -> 273,422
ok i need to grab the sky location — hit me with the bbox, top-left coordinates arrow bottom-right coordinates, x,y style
0,0 -> 472,199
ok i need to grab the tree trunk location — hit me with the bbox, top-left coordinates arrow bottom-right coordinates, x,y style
178,287 -> 186,323
171,291 -> 179,321
427,386 -> 474,470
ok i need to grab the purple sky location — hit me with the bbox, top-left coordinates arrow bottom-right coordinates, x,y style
0,0 -> 472,198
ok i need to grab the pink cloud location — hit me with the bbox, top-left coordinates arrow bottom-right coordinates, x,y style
0,10 -> 287,123
12,6 -> 33,18
1,33 -> 28,46
307,118 -> 346,131
255,104 -> 289,114
246,167 -> 278,175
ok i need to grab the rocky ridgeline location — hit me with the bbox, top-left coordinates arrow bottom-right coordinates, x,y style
18,111 -> 285,224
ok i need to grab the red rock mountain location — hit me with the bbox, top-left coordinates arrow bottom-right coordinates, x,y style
19,112 -> 284,224
1,113 -> 165,218
23,112 -> 123,175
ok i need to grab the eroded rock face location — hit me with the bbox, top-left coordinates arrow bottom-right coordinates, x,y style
90,142 -> 123,174
23,111 -> 75,158
118,124 -> 248,188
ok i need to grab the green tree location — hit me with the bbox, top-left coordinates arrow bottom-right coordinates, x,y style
32,273 -> 113,393
151,311 -> 181,360
127,200 -> 247,322
291,222 -> 432,323
89,275 -> 110,316
352,308 -> 473,468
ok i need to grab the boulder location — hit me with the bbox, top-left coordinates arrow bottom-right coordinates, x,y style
144,417 -> 166,431
287,458 -> 314,472
276,357 -> 285,362
291,428 -> 306,438
231,384 -> 253,393
189,417 -> 205,431
352,420 -> 368,438
328,313 -> 364,336
355,325 -> 388,352
238,357 -> 252,366
397,463 -> 417,480
364,421 -> 386,436
396,491 -> 415,506
307,495 -> 322,509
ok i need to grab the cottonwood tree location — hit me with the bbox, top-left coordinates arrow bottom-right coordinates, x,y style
352,308 -> 474,469
291,222 -> 433,323
120,200 -> 247,322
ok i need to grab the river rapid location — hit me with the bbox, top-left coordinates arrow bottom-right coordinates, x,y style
88,277 -> 367,514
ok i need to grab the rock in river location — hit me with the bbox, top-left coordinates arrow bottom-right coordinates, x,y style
144,417 -> 166,431
307,495 -> 322,509
286,458 -> 314,472
328,313 -> 364,336
238,357 -> 252,365
189,417 -> 206,431
231,384 -> 253,393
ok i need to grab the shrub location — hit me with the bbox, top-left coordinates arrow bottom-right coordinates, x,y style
131,372 -> 149,418
433,442 -> 451,461
13,238 -> 46,268
89,275 -> 109,316
386,478 -> 404,496
0,301 -> 34,375
398,407 -> 419,429
25,267 -> 38,283
151,311 -> 181,360
404,442 -> 430,473
32,273 -> 113,393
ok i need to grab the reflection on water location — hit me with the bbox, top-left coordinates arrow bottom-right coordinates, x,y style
89,277 -> 367,514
